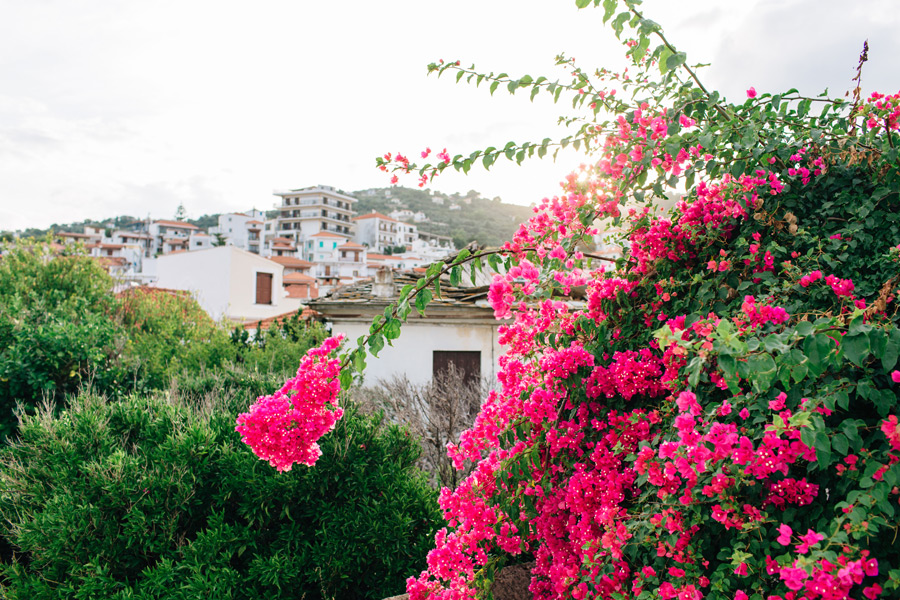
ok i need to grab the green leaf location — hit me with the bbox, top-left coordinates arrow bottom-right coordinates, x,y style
658,47 -> 673,75
794,321 -> 814,337
415,288 -> 433,316
368,333 -> 385,357
339,368 -> 352,389
575,0 -> 591,8
747,353 -> 777,393
383,318 -> 401,341
664,51 -> 687,73
814,431 -> 832,469
602,0 -> 616,22
882,338 -> 899,371
842,333 -> 870,367
449,266 -> 461,287
352,348 -> 367,372
832,433 -> 849,455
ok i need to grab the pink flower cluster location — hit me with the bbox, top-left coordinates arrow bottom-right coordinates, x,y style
740,295 -> 790,327
400,77 -> 899,600
235,335 -> 345,471
861,90 -> 900,133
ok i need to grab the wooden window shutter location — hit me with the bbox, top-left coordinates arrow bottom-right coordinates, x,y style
256,272 -> 273,304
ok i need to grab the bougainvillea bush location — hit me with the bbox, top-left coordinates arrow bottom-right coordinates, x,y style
237,2 -> 900,599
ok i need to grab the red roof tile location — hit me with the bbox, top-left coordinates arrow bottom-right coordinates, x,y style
154,220 -> 199,229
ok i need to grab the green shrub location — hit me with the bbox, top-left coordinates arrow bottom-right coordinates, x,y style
0,240 -> 128,438
0,392 -> 441,599
118,287 -> 237,391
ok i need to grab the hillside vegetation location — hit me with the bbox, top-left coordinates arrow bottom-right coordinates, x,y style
350,186 -> 534,249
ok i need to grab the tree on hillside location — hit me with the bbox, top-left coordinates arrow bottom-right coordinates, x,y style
236,2 -> 900,600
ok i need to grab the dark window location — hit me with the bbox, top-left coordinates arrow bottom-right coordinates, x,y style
255,272 -> 273,304
433,351 -> 481,387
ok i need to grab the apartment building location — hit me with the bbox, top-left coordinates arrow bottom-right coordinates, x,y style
207,210 -> 267,254
353,211 -> 418,253
272,185 -> 357,253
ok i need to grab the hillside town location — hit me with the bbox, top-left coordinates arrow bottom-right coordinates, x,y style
46,185 -> 462,325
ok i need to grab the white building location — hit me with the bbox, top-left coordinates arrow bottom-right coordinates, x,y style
148,220 -> 200,256
264,236 -> 299,258
111,231 -> 153,257
153,245 -> 303,323
353,211 -> 418,253
208,210 -> 267,254
302,231 -> 368,293
309,269 -> 504,386
389,209 -> 415,222
85,242 -> 144,278
273,185 -> 357,245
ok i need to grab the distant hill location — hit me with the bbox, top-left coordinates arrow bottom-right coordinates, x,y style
10,187 -> 533,250
350,186 -> 533,249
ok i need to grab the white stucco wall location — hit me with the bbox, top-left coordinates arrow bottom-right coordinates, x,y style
227,249 -> 285,321
327,319 -> 503,387
155,246 -> 292,323
155,247 -> 233,319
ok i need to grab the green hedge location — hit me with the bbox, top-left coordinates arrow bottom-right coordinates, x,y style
0,392 -> 441,599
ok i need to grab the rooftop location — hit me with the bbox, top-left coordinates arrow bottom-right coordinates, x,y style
153,220 -> 199,229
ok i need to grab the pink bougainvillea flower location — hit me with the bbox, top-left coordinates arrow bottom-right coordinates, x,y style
776,524 -> 792,545
235,335 -> 345,472
747,87 -> 757,98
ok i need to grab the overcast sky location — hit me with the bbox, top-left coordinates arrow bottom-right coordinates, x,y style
1,0 -> 897,231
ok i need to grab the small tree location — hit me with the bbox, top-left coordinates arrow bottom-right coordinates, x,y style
359,365 -> 488,489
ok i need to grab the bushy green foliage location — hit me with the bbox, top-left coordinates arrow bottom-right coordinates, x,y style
118,287 -> 236,391
0,392 -> 440,600
0,240 -> 330,438
0,240 -> 127,438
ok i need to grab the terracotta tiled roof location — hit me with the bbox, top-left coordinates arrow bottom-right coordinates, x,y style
366,253 -> 402,261
339,241 -> 365,249
154,220 -> 199,229
267,256 -> 313,268
283,272 -> 317,284
96,256 -> 127,267
269,236 -> 294,243
352,211 -> 398,223
310,231 -> 345,238
117,285 -> 193,299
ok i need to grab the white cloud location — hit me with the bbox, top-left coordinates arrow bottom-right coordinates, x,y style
0,0 -> 895,230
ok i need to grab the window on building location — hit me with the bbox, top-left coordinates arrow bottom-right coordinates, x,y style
433,351 -> 481,387
255,272 -> 273,305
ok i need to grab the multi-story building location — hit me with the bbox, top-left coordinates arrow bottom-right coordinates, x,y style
148,220 -> 199,256
111,231 -> 153,257
273,185 -> 356,249
207,210 -> 267,253
353,211 -> 418,253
